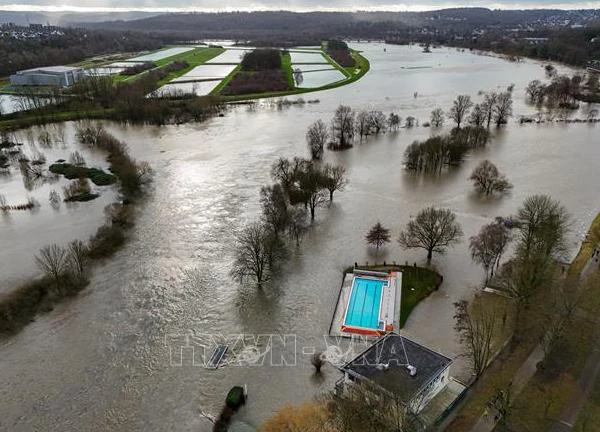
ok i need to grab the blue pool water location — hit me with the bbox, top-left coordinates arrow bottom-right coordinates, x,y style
344,277 -> 385,329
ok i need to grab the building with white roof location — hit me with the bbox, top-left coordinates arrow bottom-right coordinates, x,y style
10,66 -> 85,87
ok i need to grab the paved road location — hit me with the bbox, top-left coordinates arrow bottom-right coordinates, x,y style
468,345 -> 545,432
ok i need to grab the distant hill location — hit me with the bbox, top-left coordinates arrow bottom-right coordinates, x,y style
77,9 -> 600,39
0,11 -> 160,26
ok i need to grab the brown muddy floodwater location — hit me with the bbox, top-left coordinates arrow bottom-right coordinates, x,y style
1,43 -> 599,431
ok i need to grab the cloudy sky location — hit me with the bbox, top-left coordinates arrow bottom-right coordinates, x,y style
0,0 -> 597,12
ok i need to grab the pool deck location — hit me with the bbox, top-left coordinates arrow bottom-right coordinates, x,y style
329,270 -> 401,338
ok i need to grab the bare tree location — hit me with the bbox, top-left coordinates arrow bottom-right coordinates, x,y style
230,223 -> 283,286
469,104 -> 485,127
260,184 -> 289,237
35,244 -> 69,292
499,195 -> 569,310
68,239 -> 89,278
287,206 -> 308,246
306,119 -> 328,160
469,222 -> 513,284
516,194 -> 569,260
526,79 -> 547,105
482,92 -> 498,128
454,299 -> 496,377
398,207 -> 463,261
369,110 -> 387,135
271,157 -> 307,191
366,222 -> 391,250
298,164 -> 328,220
404,116 -> 416,128
356,110 -> 371,139
469,160 -> 512,195
323,164 -> 347,202
388,113 -> 401,131
448,95 -> 473,129
330,105 -> 355,150
326,382 -> 412,432
430,108 -> 445,128
493,92 -> 513,127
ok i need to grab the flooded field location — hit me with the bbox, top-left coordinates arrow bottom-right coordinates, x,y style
0,43 -> 598,431
0,124 -> 118,289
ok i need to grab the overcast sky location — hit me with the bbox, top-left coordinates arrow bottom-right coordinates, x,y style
0,0 -> 598,12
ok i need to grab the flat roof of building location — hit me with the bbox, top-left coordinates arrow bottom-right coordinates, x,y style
341,332 -> 452,403
18,66 -> 82,74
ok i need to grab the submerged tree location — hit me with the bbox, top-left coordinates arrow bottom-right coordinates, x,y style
297,163 -> 329,220
369,110 -> 387,135
430,108 -> 445,128
230,222 -> 284,286
260,184 -> 289,237
323,164 -> 348,202
388,113 -> 401,131
481,92 -> 498,129
454,299 -> 496,377
356,110 -> 371,139
469,160 -> 512,196
330,105 -> 355,150
448,95 -> 473,129
287,207 -> 308,246
398,207 -> 463,261
306,119 -> 329,160
366,222 -> 391,250
493,91 -> 513,127
469,104 -> 485,128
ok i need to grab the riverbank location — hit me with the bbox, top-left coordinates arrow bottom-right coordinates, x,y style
445,211 -> 600,431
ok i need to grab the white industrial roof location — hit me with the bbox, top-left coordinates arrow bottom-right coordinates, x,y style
19,66 -> 83,74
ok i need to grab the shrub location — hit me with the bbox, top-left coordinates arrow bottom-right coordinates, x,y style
49,162 -> 116,186
87,224 -> 125,259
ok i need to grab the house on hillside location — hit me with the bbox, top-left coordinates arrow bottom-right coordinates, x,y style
338,332 -> 455,417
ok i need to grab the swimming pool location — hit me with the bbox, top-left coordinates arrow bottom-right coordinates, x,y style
343,277 -> 386,331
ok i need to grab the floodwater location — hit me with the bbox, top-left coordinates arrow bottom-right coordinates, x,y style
1,43 -> 599,431
0,94 -> 53,115
126,47 -> 194,63
0,124 -> 118,290
296,69 -> 347,88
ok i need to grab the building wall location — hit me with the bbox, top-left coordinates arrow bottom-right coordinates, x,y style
410,366 -> 450,413
9,69 -> 84,87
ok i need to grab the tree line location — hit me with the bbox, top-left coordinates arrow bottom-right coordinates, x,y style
526,69 -> 600,109
0,25 -> 168,76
